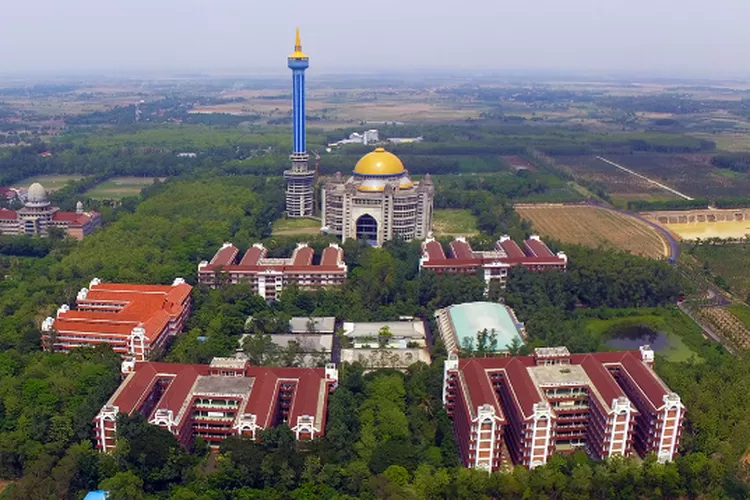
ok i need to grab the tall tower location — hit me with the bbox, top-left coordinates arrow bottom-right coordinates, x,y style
283,28 -> 315,218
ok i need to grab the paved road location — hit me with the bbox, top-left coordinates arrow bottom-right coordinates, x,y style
587,202 -> 681,261
596,156 -> 694,201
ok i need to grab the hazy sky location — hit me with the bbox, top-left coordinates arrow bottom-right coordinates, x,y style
1,0 -> 748,77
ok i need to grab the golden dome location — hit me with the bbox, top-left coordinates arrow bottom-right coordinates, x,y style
354,148 -> 405,176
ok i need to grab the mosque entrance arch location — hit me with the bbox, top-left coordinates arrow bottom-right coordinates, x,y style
356,214 -> 378,244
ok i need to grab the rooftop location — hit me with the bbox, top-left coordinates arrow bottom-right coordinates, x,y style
421,236 -> 567,268
289,316 -> 336,334
527,363 -> 590,387
101,359 -> 335,436
49,279 -> 192,342
193,375 -> 254,397
444,302 -> 524,351
199,243 -> 346,274
342,320 -> 425,339
453,349 -> 682,420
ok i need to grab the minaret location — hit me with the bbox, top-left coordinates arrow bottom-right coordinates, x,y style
283,28 -> 315,218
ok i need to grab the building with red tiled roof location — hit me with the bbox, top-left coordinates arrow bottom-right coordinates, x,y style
420,235 -> 567,291
94,357 -> 339,451
198,242 -> 347,300
41,278 -> 192,364
443,346 -> 684,471
0,184 -> 101,240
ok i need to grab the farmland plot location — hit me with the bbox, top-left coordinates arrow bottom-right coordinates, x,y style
553,156 -> 678,200
603,154 -> 750,199
516,204 -> 667,258
554,153 -> 750,200
695,306 -> 750,351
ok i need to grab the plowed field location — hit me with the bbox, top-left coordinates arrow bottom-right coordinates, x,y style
516,204 -> 667,258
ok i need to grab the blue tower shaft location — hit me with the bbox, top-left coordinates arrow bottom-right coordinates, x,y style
292,69 -> 306,154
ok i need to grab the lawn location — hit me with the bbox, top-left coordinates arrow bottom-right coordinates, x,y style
432,209 -> 479,237
582,308 -> 703,363
271,217 -> 321,236
14,175 -> 83,192
85,177 -> 166,200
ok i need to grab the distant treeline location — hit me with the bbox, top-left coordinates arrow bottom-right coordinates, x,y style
627,199 -> 710,211
714,197 -> 750,209
628,197 -> 750,211
711,153 -> 750,173
0,142 -> 200,186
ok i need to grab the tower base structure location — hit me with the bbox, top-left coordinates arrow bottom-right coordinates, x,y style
284,153 -> 315,218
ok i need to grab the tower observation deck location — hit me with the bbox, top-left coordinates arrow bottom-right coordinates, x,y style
283,28 -> 315,217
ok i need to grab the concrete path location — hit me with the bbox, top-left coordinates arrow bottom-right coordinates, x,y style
596,156 -> 694,201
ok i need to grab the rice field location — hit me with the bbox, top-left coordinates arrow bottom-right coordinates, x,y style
516,204 -> 668,258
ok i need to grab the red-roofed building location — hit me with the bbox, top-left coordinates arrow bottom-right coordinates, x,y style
41,278 -> 193,363
443,346 -> 684,471
420,235 -> 567,291
0,184 -> 101,240
0,187 -> 18,200
94,357 -> 339,452
198,242 -> 347,300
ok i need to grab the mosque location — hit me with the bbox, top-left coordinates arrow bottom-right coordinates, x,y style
321,148 -> 434,245
282,30 -> 434,245
0,183 -> 101,240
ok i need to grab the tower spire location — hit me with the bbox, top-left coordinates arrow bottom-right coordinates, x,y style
284,27 -> 313,218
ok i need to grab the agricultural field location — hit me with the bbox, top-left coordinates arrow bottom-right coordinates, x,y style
691,244 -> 750,298
516,204 -> 667,258
552,155 -> 681,204
13,175 -> 83,192
192,87 -> 484,127
271,217 -> 321,236
553,153 -> 750,201
432,209 -> 479,237
694,306 -> 750,351
502,156 -> 536,172
85,177 -> 166,200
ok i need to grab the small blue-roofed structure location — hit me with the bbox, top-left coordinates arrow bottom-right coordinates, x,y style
84,491 -> 108,500
435,302 -> 526,353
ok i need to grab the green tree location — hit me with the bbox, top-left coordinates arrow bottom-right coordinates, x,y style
99,471 -> 146,500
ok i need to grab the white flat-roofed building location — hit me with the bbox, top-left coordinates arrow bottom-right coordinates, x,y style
340,319 -> 430,370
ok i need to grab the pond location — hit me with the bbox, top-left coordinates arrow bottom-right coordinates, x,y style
604,325 -> 670,351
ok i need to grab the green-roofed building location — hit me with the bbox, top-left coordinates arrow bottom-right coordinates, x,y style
435,302 -> 526,353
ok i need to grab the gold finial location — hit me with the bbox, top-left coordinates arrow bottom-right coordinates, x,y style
289,27 -> 308,59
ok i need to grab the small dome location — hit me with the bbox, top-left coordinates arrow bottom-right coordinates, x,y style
27,183 -> 48,203
399,176 -> 414,189
358,179 -> 386,192
354,148 -> 405,176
